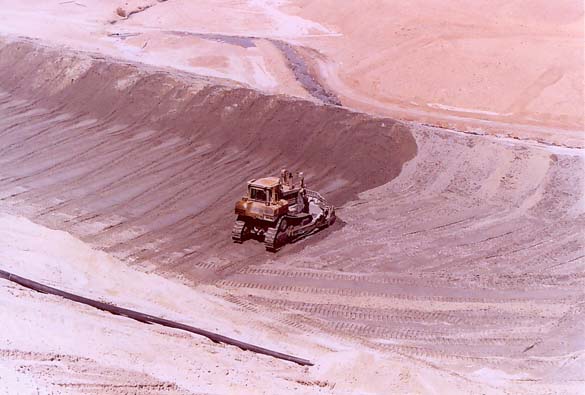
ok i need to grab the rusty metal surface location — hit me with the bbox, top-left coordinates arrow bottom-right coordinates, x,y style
249,177 -> 280,188
233,171 -> 336,251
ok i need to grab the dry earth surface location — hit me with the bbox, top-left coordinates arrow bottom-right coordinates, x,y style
0,0 -> 582,145
0,1 -> 584,394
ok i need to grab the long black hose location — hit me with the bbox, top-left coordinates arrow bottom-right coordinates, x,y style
0,269 -> 314,366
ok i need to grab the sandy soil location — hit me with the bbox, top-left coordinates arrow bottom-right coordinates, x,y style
0,1 -> 582,146
0,39 -> 583,394
0,213 -> 511,395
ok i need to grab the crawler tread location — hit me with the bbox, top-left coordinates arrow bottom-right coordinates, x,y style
231,220 -> 246,243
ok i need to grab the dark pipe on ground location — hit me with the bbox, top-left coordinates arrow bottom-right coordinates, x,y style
0,269 -> 314,366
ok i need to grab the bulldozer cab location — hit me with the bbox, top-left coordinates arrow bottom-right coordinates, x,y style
247,177 -> 281,204
248,186 -> 273,204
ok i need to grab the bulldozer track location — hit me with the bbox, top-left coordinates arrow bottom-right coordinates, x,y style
231,220 -> 246,243
263,217 -> 283,251
264,228 -> 278,251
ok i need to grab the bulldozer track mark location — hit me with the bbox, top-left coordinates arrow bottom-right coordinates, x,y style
0,108 -> 64,136
0,350 -> 189,394
223,294 -> 552,364
44,129 -> 177,198
12,139 -> 117,186
5,115 -> 125,166
242,296 -> 553,326
483,240 -> 548,261
98,147 -> 211,200
221,294 -> 326,335
239,267 -> 418,286
0,99 -> 65,128
4,106 -> 89,133
68,213 -> 101,224
187,260 -> 222,270
402,218 -> 471,236
0,349 -> 96,364
53,383 -> 181,391
0,121 -> 70,158
375,343 -> 558,367
216,280 -> 562,304
28,132 -> 185,216
546,254 -> 585,270
336,325 -> 537,346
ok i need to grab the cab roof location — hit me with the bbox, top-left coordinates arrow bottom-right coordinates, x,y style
248,177 -> 280,188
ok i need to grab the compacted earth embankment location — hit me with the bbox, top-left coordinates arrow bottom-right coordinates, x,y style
0,37 -> 416,270
0,37 -> 583,393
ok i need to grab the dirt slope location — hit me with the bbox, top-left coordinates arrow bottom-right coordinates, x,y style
0,38 -> 584,393
0,39 -> 416,270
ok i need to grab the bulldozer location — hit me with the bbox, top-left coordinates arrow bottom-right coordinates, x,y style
232,169 -> 336,251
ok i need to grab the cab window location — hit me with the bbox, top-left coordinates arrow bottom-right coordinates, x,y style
250,187 -> 267,202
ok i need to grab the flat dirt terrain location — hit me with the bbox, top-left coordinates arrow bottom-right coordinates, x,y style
0,0 -> 582,145
0,1 -> 583,394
